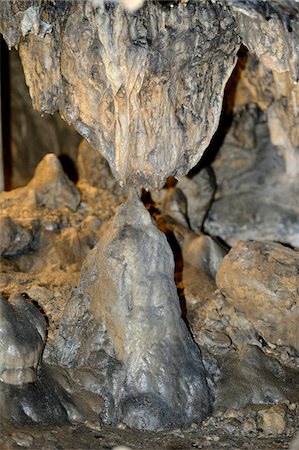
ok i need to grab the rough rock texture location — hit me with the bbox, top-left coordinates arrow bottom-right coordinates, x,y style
54,192 -> 211,430
180,228 -> 227,308
216,240 -> 299,352
204,106 -> 299,246
215,345 -> 299,410
0,216 -> 32,257
9,48 -> 81,189
0,0 -> 240,188
27,153 -> 81,211
77,139 -> 125,199
0,294 -> 76,426
0,293 -> 46,385
152,167 -> 215,233
204,52 -> 299,246
0,151 -> 123,349
224,0 -> 299,79
1,1 -> 299,189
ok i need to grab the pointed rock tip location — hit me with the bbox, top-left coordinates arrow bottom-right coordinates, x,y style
113,188 -> 153,229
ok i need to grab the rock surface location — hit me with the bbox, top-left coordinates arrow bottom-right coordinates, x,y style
0,0 -> 240,188
54,191 -> 211,430
205,54 -> 299,247
0,293 -> 45,385
8,48 -> 81,189
216,240 -> 299,352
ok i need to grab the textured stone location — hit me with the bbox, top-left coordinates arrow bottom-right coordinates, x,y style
180,230 -> 227,307
9,49 -> 80,189
257,404 -> 287,435
216,240 -> 299,352
0,216 -> 32,257
215,345 -> 299,410
0,293 -> 45,385
77,139 -> 124,198
152,167 -> 215,233
27,153 -> 80,211
54,191 -> 211,430
0,0 -> 239,189
226,1 -> 299,79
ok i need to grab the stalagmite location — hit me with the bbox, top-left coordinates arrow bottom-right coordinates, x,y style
54,191 -> 211,430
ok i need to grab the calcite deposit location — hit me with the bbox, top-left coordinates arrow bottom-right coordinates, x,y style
0,0 -> 240,188
0,0 -> 299,448
54,191 -> 211,430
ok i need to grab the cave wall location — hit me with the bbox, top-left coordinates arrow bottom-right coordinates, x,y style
7,48 -> 81,188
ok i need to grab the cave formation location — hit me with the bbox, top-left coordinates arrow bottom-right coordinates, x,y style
0,0 -> 299,449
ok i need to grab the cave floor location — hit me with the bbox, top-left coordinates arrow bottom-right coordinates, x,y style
0,422 -> 296,450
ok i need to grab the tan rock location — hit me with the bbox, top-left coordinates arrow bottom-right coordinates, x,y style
216,240 -> 299,351
257,404 -> 287,435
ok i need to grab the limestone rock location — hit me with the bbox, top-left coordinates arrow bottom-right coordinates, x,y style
227,1 -> 299,79
77,140 -> 124,198
54,191 -> 211,430
215,345 -> 299,410
216,240 -> 299,352
0,293 -> 45,385
257,404 -> 287,435
290,433 -> 299,450
152,168 -> 215,233
27,154 -> 80,211
0,217 -> 32,257
9,48 -> 80,189
204,106 -> 299,246
0,0 -> 239,189
180,230 -> 227,308
0,294 -> 87,425
176,168 -> 215,233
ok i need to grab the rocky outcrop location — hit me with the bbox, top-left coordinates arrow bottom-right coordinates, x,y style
54,191 -> 211,430
204,106 -> 299,246
0,293 -> 46,385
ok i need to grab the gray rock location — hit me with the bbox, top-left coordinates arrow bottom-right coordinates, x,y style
179,229 -> 228,308
0,294 -> 45,385
205,111 -> 299,246
151,168 -> 215,233
54,191 -> 211,430
215,345 -> 299,410
0,294 -> 76,426
77,140 -> 123,198
216,240 -> 299,352
228,0 -> 299,79
176,168 -> 215,233
0,217 -> 32,257
0,0 -> 239,189
27,153 -> 80,212
290,433 -> 299,450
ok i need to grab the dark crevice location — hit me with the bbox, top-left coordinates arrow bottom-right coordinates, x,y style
1,36 -> 11,189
